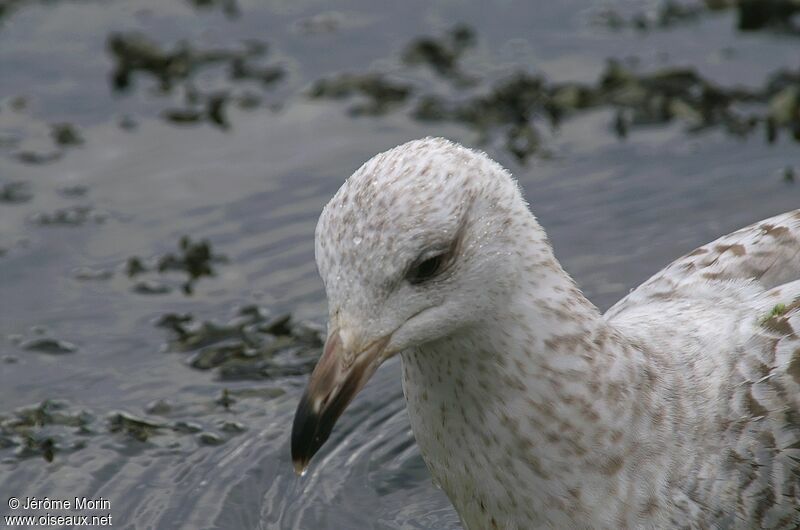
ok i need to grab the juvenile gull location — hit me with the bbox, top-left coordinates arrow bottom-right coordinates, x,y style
291,137 -> 800,529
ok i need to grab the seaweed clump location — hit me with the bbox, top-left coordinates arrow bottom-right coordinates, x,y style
107,33 -> 284,129
155,304 -> 324,380
106,404 -> 251,446
20,337 -> 78,354
402,24 -> 477,85
186,0 -> 240,19
126,236 -> 228,295
0,400 -> 93,462
308,73 -> 412,116
0,395 -> 260,463
30,205 -> 108,226
0,91 -> 86,162
50,123 -> 83,146
409,62 -> 764,162
596,0 -> 800,35
0,182 -> 33,204
595,1 -> 719,31
311,24 -> 800,162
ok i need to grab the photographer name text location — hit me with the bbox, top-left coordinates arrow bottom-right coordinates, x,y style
16,497 -> 110,511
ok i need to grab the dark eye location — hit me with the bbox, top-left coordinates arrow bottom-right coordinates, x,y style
406,253 -> 446,285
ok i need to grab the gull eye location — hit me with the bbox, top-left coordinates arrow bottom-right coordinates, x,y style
406,252 -> 447,285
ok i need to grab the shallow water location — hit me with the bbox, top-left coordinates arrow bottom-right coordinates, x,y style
0,0 -> 798,528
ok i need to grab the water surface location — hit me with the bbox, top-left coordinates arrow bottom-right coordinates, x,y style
1,0 -> 798,528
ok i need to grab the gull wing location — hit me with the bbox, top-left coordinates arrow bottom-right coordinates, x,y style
604,210 -> 800,528
605,209 -> 800,321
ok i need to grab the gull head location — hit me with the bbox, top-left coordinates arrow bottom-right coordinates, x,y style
291,137 -> 539,473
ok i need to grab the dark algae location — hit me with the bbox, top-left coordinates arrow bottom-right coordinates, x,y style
308,25 -> 800,162
4,14 -> 800,165
402,24 -> 477,85
107,32 -> 284,128
20,337 -> 78,354
50,123 -> 83,147
0,308 -> 315,461
0,181 -> 33,203
0,400 -> 91,463
30,205 -> 108,226
308,74 -> 412,116
126,236 -> 228,295
596,0 -> 800,35
0,396 -> 259,463
155,305 -> 323,380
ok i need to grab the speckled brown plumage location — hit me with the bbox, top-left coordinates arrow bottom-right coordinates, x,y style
305,137 -> 800,529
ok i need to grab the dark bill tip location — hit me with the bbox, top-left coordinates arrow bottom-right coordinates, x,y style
291,389 -> 325,475
291,332 -> 389,476
291,358 -> 372,475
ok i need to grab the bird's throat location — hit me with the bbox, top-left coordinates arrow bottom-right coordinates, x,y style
399,277 -> 672,528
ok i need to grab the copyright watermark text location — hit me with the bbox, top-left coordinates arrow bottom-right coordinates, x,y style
4,497 -> 113,526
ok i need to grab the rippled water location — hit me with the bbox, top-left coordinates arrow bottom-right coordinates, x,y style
1,0 -> 798,528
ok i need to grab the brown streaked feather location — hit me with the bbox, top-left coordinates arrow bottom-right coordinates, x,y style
607,210 -> 800,320
606,211 -> 800,529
